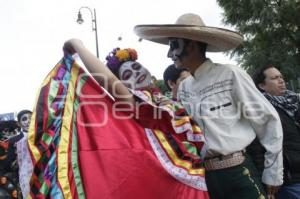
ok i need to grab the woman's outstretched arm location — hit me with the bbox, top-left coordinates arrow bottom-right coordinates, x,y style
63,39 -> 135,106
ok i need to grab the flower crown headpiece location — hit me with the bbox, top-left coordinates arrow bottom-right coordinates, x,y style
106,48 -> 138,74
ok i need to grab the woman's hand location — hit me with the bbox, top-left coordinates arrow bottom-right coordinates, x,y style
62,38 -> 135,105
63,39 -> 84,55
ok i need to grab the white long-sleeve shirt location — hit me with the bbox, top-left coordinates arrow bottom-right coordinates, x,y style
178,59 -> 283,186
16,130 -> 33,198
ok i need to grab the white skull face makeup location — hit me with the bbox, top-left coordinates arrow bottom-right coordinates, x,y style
20,113 -> 31,132
167,38 -> 185,61
118,61 -> 152,89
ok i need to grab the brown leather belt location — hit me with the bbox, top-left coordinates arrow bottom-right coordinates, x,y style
204,151 -> 245,171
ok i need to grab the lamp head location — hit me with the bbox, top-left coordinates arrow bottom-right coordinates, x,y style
77,11 -> 84,24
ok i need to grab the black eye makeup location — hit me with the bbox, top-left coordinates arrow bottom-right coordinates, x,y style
169,39 -> 179,51
131,63 -> 142,70
137,74 -> 146,84
122,70 -> 133,80
21,116 -> 28,121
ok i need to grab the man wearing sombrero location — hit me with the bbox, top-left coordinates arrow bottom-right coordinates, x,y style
135,13 -> 283,199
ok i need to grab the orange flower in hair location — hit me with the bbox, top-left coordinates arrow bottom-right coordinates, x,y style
127,48 -> 138,60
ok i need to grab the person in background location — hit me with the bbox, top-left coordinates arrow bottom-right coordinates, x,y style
252,65 -> 300,199
134,13 -> 283,199
163,64 -> 190,100
0,120 -> 20,198
16,110 -> 33,199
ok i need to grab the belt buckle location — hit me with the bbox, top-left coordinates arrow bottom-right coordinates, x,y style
205,151 -> 245,171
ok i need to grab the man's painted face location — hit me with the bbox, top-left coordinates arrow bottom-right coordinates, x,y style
167,38 -> 185,62
118,61 -> 152,89
20,113 -> 31,132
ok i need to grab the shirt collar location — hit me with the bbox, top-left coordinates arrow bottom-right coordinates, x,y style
193,59 -> 214,80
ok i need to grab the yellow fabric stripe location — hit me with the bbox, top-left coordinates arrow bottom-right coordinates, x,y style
174,116 -> 190,126
192,125 -> 202,133
28,64 -> 61,162
154,130 -> 205,175
57,65 -> 79,199
174,118 -> 202,134
28,106 -> 40,161
42,63 -> 62,86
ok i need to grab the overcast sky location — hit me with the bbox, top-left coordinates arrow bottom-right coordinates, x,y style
0,0 -> 238,114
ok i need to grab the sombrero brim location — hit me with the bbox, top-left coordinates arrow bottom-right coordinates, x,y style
134,25 -> 243,52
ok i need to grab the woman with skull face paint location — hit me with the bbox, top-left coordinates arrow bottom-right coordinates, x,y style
15,110 -> 33,199
63,39 -> 209,197
63,39 -> 173,107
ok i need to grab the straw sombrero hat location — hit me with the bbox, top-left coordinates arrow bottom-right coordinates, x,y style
134,13 -> 243,52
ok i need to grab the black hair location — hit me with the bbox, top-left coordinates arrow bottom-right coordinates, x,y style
181,39 -> 207,59
163,64 -> 189,91
0,120 -> 19,132
196,41 -> 207,56
17,110 -> 32,122
252,64 -> 275,92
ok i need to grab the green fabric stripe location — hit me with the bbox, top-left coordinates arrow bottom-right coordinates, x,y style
40,154 -> 49,164
46,79 -> 60,129
40,182 -> 50,195
41,133 -> 52,146
37,172 -> 46,188
182,141 -> 198,156
70,71 -> 87,199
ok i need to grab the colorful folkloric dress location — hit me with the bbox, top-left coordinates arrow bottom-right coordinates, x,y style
28,54 -> 209,199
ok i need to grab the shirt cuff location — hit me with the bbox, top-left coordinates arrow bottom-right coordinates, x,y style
261,151 -> 284,186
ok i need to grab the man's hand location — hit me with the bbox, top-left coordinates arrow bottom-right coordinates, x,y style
266,185 -> 280,199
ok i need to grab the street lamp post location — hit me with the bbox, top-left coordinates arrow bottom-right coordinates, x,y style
76,7 -> 99,58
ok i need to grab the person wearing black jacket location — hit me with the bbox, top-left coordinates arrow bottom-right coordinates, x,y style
251,65 -> 300,199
